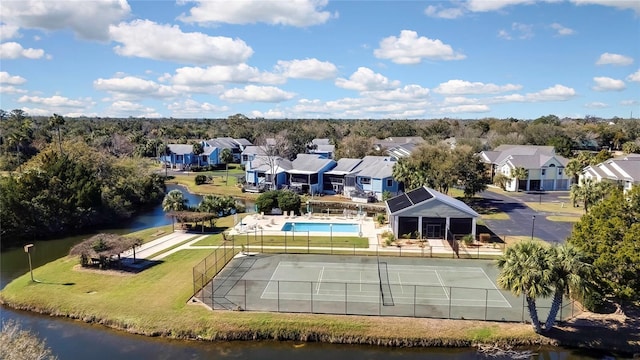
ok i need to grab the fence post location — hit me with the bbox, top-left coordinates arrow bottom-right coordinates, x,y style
310,281 -> 313,313
261,230 -> 264,253
307,231 -> 310,254
285,232 -> 287,253
344,282 -> 348,315
277,281 -> 280,312
485,289 -> 488,320
413,285 -> 418,317
448,287 -> 452,319
522,295 -> 526,322
244,280 -> 247,310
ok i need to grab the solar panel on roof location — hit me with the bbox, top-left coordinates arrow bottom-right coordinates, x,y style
406,187 -> 433,204
386,194 -> 413,213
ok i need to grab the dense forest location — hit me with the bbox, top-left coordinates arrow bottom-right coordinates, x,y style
1,109 -> 639,246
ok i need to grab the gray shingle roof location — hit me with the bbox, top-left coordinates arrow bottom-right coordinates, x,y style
289,154 -> 336,174
325,158 -> 362,175
168,144 -> 194,155
351,156 -> 395,179
250,156 -> 292,173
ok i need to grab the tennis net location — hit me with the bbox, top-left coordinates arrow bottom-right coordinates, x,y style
377,260 -> 394,306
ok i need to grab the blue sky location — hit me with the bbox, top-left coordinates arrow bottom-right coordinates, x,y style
1,0 -> 638,120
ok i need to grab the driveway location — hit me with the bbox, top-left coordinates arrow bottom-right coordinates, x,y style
478,190 -> 574,244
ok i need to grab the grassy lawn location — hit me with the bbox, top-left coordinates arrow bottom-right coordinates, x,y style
546,215 -> 581,223
503,235 -> 548,247
525,202 -> 585,216
481,213 -> 510,220
0,244 -> 537,345
126,225 -> 174,243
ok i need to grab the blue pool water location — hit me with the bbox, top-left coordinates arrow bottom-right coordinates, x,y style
281,222 -> 359,233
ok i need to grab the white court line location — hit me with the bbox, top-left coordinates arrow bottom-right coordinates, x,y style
434,270 -> 450,300
397,272 -> 404,294
260,261 -> 283,299
316,266 -> 325,295
479,267 -> 512,308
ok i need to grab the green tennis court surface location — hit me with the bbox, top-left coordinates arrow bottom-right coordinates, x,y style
200,254 -> 559,322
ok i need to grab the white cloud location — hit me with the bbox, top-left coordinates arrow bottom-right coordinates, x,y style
250,109 -> 287,119
275,58 -> 338,80
0,0 -> 130,41
443,96 -> 479,105
424,5 -> 465,19
596,53 -> 634,66
627,69 -> 640,82
0,23 -> 20,41
18,95 -> 94,109
94,76 -> 179,99
571,0 -> 640,15
550,23 -> 575,36
374,30 -> 465,64
491,84 -> 576,102
0,85 -> 27,94
170,64 -> 284,90
584,102 -> 608,108
109,20 -> 253,65
335,67 -> 400,92
592,77 -> 626,91
499,23 -> 535,40
620,99 -> 639,106
363,85 -> 430,102
439,104 -> 490,113
465,0 -> 535,12
167,99 -> 230,117
179,0 -> 334,27
434,79 -> 522,95
0,42 -> 46,59
0,71 -> 26,85
105,100 -> 161,118
221,85 -> 296,103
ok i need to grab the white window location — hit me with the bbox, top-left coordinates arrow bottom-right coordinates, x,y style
558,169 -> 563,176
386,179 -> 393,187
541,169 -> 546,176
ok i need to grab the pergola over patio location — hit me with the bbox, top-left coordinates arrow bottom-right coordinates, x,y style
385,186 -> 479,240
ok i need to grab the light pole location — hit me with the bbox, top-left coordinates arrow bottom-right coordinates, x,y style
329,223 -> 333,248
539,188 -> 544,204
24,244 -> 35,282
531,215 -> 536,241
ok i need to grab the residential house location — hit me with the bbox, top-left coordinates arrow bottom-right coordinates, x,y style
373,136 -> 425,152
161,144 -> 220,170
286,154 -> 336,195
204,137 -> 252,163
244,155 -> 292,192
580,153 -> 640,192
480,145 -> 570,191
241,145 -> 268,166
386,186 -> 479,240
307,138 -> 335,159
343,156 -> 400,201
323,158 -> 364,195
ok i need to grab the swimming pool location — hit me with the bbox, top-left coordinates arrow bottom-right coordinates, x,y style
280,222 -> 359,233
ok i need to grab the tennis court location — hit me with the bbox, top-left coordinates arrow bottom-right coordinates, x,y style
199,254 -> 539,321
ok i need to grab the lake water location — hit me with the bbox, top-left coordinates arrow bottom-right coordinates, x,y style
0,185 -> 618,359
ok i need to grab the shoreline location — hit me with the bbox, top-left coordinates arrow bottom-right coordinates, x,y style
2,297 -> 637,356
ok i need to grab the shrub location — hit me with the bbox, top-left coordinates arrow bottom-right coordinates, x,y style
194,174 -> 207,185
376,213 -> 386,225
580,291 -> 607,313
462,234 -> 475,245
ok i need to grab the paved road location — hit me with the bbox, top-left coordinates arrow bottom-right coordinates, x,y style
478,190 -> 574,243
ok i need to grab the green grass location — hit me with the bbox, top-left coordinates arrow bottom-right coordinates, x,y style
166,170 -> 255,198
525,202 -> 585,216
546,215 -> 581,222
481,213 -> 510,220
126,225 -> 174,243
0,246 -> 538,345
230,234 -> 369,248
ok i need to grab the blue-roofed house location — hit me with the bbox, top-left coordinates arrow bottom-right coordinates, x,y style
385,186 -> 479,241
244,155 -> 292,192
322,158 -> 364,195
286,154 -> 336,195
343,156 -> 400,202
307,138 -> 335,159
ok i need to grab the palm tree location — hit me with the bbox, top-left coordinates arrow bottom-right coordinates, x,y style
192,143 -> 204,167
496,241 -> 553,333
162,190 -> 188,231
565,159 -> 583,186
510,166 -> 528,192
49,113 -> 65,155
544,244 -> 592,331
570,177 -> 607,212
7,131 -> 27,173
220,148 -> 233,184
392,157 -> 415,190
